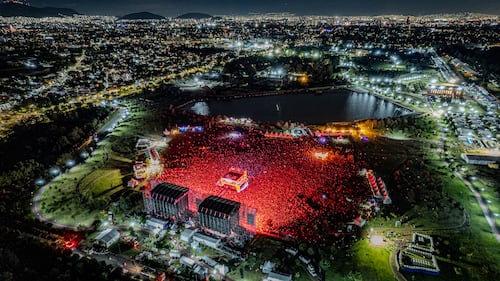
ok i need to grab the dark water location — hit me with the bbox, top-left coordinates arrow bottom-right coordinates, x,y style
190,91 -> 411,124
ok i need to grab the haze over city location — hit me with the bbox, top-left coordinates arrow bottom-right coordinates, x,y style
29,0 -> 500,16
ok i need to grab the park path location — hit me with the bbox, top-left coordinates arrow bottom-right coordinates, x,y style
455,172 -> 500,244
32,175 -> 82,231
32,106 -> 128,231
426,97 -> 500,244
389,245 -> 407,281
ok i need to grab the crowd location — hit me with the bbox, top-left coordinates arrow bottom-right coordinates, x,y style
157,122 -> 371,240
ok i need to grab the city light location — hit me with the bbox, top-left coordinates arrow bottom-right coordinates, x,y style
4,9 -> 500,281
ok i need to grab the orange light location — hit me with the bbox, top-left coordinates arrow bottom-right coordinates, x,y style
299,75 -> 308,85
314,151 -> 329,160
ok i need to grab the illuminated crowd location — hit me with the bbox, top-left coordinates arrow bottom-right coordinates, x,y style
157,122 -> 371,239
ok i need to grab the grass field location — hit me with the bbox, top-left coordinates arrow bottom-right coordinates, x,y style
37,101 -> 149,227
357,129 -> 500,280
39,163 -> 105,227
352,238 -> 393,281
79,168 -> 124,198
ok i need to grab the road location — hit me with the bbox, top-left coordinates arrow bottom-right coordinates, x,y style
97,106 -> 128,135
32,174 -> 82,231
455,172 -> 500,244
428,97 -> 500,244
389,244 -> 408,281
73,248 -> 153,280
32,105 -> 129,231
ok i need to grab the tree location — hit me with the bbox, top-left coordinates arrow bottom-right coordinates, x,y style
320,258 -> 331,270
69,126 -> 85,143
345,271 -> 363,281
307,247 -> 316,256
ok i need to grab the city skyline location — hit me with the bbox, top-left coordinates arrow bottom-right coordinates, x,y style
28,0 -> 500,16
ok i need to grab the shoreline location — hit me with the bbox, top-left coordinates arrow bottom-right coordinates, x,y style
176,85 -> 416,126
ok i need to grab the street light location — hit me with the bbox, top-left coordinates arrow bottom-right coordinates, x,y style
50,167 -> 61,176
80,151 -> 89,159
35,178 -> 46,186
65,159 -> 75,168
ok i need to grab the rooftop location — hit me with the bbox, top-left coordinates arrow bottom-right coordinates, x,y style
95,228 -> 120,244
198,195 -> 241,216
152,182 -> 189,203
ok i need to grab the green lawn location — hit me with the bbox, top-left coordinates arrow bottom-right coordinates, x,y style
79,168 -> 124,198
352,238 -> 393,281
227,265 -> 266,281
441,174 -> 500,278
39,164 -> 106,227
37,101 -> 148,228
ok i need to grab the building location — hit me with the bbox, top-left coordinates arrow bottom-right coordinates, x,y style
135,138 -> 150,155
144,182 -> 190,219
180,228 -> 196,242
261,261 -> 276,274
146,217 -> 169,234
425,85 -> 464,99
179,256 -> 196,268
263,272 -> 293,281
193,265 -> 209,278
133,161 -> 147,179
148,147 -> 160,165
94,228 -> 120,248
215,264 -> 229,276
169,249 -> 181,259
193,232 -> 221,248
397,233 -> 440,276
461,153 -> 500,165
198,196 -> 241,235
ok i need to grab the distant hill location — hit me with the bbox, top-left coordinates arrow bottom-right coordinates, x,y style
119,11 -> 165,20
0,3 -> 80,17
176,12 -> 212,19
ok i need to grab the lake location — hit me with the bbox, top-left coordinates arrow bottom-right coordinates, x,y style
189,90 -> 411,124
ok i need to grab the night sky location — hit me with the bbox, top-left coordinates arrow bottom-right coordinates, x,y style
29,0 -> 500,17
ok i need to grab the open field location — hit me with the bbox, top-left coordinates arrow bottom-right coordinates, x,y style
79,169 -> 124,198
37,102 -> 149,227
352,238 -> 393,281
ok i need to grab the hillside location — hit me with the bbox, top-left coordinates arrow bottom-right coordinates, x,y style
176,12 -> 212,19
0,3 -> 79,17
119,11 -> 165,20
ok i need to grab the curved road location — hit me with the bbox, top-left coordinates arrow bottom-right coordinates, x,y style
426,96 -> 500,244
455,172 -> 500,243
32,106 -> 128,231
389,245 -> 407,281
32,175 -> 82,231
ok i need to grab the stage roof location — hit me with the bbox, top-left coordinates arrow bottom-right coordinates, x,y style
152,182 -> 189,203
199,195 -> 241,217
